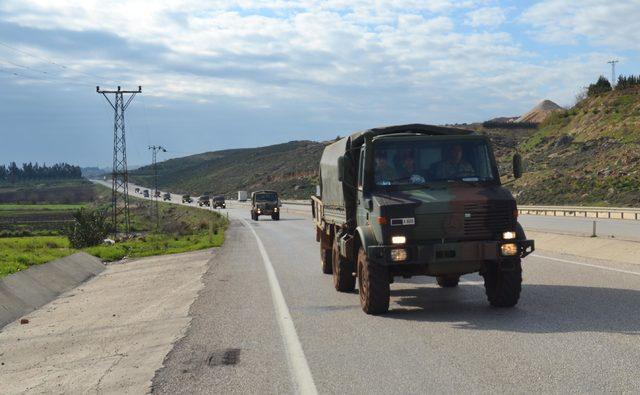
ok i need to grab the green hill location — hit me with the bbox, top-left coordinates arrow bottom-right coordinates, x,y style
130,140 -> 325,198
510,86 -> 640,206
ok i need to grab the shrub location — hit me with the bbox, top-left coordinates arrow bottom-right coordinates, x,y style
64,208 -> 111,248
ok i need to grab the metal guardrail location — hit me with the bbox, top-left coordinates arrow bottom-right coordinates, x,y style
280,200 -> 640,221
518,205 -> 640,221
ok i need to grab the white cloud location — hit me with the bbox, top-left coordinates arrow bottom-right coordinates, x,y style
465,6 -> 506,28
0,0 -> 627,124
521,0 -> 640,50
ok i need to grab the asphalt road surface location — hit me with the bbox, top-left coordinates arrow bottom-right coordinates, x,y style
151,206 -> 640,394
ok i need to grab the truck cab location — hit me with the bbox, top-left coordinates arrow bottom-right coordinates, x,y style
312,124 -> 534,314
212,195 -> 226,209
198,194 -> 211,207
251,190 -> 280,221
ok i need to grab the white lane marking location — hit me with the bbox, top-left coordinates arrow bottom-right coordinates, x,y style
240,218 -> 318,395
532,254 -> 640,276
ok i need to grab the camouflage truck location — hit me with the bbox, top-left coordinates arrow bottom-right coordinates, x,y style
251,190 -> 280,221
311,124 -> 534,315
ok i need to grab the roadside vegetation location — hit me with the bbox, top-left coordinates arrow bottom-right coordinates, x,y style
0,182 -> 228,278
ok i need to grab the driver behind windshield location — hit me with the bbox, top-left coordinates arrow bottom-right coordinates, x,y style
374,150 -> 396,185
430,144 -> 474,180
395,150 -> 426,184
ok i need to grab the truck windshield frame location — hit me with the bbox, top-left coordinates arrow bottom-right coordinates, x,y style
370,136 -> 500,190
255,192 -> 278,202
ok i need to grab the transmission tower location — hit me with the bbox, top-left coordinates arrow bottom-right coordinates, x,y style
148,145 -> 166,231
97,85 -> 142,236
607,59 -> 619,86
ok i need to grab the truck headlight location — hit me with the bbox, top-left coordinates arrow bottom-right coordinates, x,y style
503,231 -> 516,240
390,249 -> 408,261
257,209 -> 261,213
274,207 -> 278,212
391,236 -> 406,244
501,243 -> 518,256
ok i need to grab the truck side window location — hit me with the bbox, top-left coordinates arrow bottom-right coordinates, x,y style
357,149 -> 365,190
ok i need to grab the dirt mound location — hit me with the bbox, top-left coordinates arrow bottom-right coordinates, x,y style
516,100 -> 563,123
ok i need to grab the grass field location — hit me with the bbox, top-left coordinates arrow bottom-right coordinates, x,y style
0,182 -> 229,278
0,232 -> 224,277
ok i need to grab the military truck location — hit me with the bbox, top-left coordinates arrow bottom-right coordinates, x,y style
311,124 -> 534,315
198,194 -> 211,207
182,194 -> 193,204
163,192 -> 171,201
143,189 -> 150,198
212,195 -> 226,209
250,190 -> 280,221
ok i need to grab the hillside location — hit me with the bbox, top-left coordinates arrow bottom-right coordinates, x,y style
510,87 -> 640,206
130,140 -> 325,198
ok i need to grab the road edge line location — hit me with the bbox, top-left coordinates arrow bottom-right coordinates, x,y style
240,218 -> 318,395
532,254 -> 640,276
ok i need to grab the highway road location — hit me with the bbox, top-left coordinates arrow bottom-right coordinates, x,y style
84,181 -> 640,392
150,206 -> 640,393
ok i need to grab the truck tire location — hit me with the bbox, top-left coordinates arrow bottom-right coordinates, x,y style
482,258 -> 522,307
321,247 -> 332,274
436,275 -> 460,288
332,236 -> 355,292
357,247 -> 390,315
271,213 -> 280,221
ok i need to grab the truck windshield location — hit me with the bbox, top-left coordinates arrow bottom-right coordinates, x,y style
256,193 -> 277,202
373,139 -> 497,187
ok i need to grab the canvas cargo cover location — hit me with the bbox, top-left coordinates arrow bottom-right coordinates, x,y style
320,136 -> 350,208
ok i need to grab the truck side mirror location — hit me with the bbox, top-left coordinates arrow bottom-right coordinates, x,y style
513,153 -> 523,179
337,155 -> 345,182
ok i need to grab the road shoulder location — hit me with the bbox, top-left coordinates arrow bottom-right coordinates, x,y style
0,249 -> 212,394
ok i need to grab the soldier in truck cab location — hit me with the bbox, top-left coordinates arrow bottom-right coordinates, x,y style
374,149 -> 396,184
431,144 -> 474,180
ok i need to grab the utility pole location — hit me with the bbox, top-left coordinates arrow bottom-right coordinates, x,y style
97,85 -> 142,237
148,145 -> 166,231
607,59 -> 619,86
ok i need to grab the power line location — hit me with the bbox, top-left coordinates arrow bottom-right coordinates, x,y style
148,145 -> 167,231
0,40 -> 111,83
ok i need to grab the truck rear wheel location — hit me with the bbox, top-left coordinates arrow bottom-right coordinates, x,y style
436,275 -> 460,288
321,247 -> 332,274
357,247 -> 390,315
482,258 -> 522,307
332,236 -> 355,292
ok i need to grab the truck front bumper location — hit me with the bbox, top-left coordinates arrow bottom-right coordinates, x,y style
367,239 -> 534,266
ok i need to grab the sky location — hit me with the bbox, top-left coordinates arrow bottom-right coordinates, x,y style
0,0 -> 638,167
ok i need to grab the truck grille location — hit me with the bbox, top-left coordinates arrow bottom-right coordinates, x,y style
463,203 -> 513,238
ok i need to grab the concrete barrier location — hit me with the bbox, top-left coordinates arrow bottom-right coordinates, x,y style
0,252 -> 105,329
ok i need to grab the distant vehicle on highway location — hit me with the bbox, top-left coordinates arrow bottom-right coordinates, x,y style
134,187 -> 140,193
163,192 -> 171,201
212,195 -> 226,208
143,189 -> 150,198
198,194 -> 211,207
238,190 -> 248,202
251,190 -> 280,220
154,190 -> 161,198
181,194 -> 193,204
311,123 -> 535,315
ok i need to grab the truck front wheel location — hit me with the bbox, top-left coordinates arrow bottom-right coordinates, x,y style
321,247 -> 332,274
357,247 -> 390,315
482,258 -> 522,307
332,237 -> 355,292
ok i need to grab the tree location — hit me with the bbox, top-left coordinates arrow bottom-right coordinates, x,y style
587,76 -> 612,97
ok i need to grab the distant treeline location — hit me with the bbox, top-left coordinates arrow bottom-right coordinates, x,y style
587,74 -> 640,97
0,162 -> 82,183
482,121 -> 538,129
